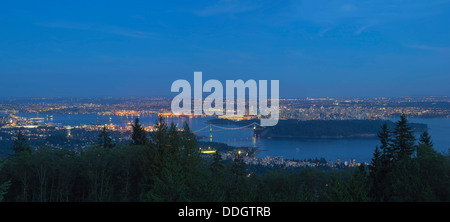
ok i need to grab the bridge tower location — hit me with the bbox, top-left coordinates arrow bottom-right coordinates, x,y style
66,126 -> 73,138
209,124 -> 213,142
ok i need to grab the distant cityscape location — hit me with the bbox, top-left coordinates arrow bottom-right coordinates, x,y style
1,96 -> 449,167
2,96 -> 449,119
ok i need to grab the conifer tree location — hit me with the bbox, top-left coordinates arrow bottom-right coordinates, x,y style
12,131 -> 31,154
230,150 -> 249,201
180,122 -> 197,158
167,122 -> 180,157
392,114 -> 416,161
377,122 -> 394,165
369,146 -> 388,201
211,151 -> 225,175
0,161 -> 11,202
418,130 -> 433,147
131,118 -> 148,146
232,151 -> 246,185
98,125 -> 114,149
149,115 -> 168,158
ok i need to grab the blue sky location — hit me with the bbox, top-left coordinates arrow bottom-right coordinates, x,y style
1,0 -> 449,97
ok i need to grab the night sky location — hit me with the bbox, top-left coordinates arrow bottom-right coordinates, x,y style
1,0 -> 450,97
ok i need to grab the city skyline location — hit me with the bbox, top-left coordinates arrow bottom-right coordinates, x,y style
1,1 -> 450,98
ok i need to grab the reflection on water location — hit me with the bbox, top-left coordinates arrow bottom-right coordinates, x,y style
16,113 -> 450,163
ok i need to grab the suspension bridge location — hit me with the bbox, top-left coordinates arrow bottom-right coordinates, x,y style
192,122 -> 265,140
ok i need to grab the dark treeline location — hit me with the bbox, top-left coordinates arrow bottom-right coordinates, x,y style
368,114 -> 450,201
255,119 -> 428,139
208,118 -> 428,138
0,114 -> 448,202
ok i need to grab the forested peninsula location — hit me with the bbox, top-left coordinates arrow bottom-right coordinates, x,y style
207,119 -> 427,139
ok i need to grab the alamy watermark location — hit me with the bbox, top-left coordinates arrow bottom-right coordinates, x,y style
171,72 -> 279,126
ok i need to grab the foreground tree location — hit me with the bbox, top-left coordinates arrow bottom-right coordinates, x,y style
131,118 -> 148,146
369,114 -> 416,201
0,161 -> 11,202
416,143 -> 449,201
12,131 -> 31,154
98,125 -> 114,149
392,114 -> 416,161
369,122 -> 394,201
146,116 -> 205,201
378,122 -> 394,166
418,130 -> 433,147
210,151 -> 225,177
368,114 -> 450,201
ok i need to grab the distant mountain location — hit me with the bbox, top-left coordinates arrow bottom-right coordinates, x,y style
207,119 -> 427,139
